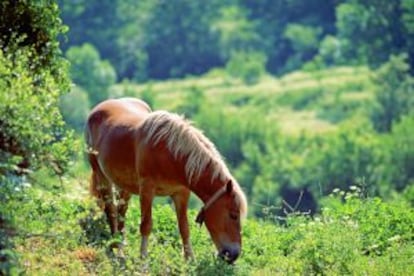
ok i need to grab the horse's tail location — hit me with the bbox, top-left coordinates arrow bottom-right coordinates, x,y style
84,119 -> 105,208
86,152 -> 105,210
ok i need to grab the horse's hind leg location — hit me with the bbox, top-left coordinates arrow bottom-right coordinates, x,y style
90,169 -> 118,236
88,153 -> 119,236
117,189 -> 131,239
102,185 -> 118,236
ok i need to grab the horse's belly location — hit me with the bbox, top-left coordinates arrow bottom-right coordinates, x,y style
96,127 -> 141,193
109,170 -> 140,194
154,182 -> 186,196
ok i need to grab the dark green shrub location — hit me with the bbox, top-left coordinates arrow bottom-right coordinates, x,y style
0,1 -> 75,176
323,189 -> 414,256
380,114 -> 414,192
226,51 -> 267,85
66,43 -> 117,106
176,87 -> 205,118
59,87 -> 90,132
371,54 -> 414,132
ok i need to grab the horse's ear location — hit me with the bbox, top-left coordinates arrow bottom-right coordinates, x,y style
226,180 -> 233,194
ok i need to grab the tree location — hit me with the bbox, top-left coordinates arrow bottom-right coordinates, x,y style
0,0 -> 75,175
387,114 -> 414,191
66,43 -> 116,106
371,54 -> 414,132
283,24 -> 322,71
142,0 -> 226,79
401,0 -> 414,72
336,1 -> 406,68
211,5 -> 263,60
59,87 -> 90,132
226,51 -> 267,85
241,0 -> 337,74
58,0 -> 148,80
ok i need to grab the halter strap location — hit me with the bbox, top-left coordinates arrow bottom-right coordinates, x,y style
195,185 -> 227,226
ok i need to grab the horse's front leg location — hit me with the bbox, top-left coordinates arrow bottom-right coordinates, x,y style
172,189 -> 194,260
139,183 -> 155,258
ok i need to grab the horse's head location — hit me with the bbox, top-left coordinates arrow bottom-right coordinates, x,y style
196,180 -> 247,263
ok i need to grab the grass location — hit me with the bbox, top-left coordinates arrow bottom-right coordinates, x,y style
2,65 -> 412,274
1,168 -> 413,275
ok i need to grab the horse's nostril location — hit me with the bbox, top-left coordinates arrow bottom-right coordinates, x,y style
223,250 -> 230,258
219,249 -> 239,264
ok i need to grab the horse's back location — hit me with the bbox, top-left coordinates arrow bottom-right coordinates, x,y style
85,98 -> 151,193
87,98 -> 150,125
86,98 -> 150,141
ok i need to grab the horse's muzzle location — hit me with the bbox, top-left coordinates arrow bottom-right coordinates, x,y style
219,248 -> 240,264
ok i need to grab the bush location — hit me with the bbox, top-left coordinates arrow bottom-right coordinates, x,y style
2,174 -> 413,275
323,189 -> 414,255
0,1 -> 75,176
380,114 -> 414,192
59,87 -> 90,132
175,87 -> 205,118
66,43 -> 117,106
318,35 -> 342,66
226,51 -> 267,85
371,54 -> 414,132
283,24 -> 322,71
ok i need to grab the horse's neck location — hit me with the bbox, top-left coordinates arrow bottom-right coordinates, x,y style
190,174 -> 225,204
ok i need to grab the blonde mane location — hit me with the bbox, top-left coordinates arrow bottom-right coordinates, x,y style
141,111 -> 231,185
141,111 -> 247,217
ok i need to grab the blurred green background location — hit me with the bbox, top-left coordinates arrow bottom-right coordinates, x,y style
1,1 -> 414,274
56,0 -> 414,214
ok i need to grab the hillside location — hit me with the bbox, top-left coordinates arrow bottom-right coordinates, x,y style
2,1 -> 413,274
3,65 -> 414,274
111,66 -> 374,135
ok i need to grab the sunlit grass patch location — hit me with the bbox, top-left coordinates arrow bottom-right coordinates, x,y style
2,175 -> 413,275
269,109 -> 336,134
108,65 -> 374,135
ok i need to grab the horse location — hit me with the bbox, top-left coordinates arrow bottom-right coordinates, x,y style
85,98 -> 247,263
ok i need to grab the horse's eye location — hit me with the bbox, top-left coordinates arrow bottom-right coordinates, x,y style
229,213 -> 238,220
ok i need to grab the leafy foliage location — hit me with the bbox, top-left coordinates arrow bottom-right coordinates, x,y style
371,54 -> 414,132
212,4 -> 263,60
58,0 -> 148,80
124,65 -> 413,216
59,87 -> 90,132
2,0 -> 414,273
0,0 -> 69,79
283,24 -> 322,71
381,114 -> 414,191
58,0 -> 414,79
2,176 -> 412,274
336,1 -> 407,67
0,0 -> 75,175
226,51 -> 267,85
66,43 -> 116,106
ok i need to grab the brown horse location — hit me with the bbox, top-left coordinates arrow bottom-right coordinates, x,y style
85,98 -> 247,263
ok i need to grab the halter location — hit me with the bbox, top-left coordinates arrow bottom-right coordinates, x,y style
195,185 -> 228,226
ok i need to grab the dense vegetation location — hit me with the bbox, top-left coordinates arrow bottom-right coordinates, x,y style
1,175 -> 413,274
58,0 -> 414,80
0,1 -> 76,175
1,0 -> 413,274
